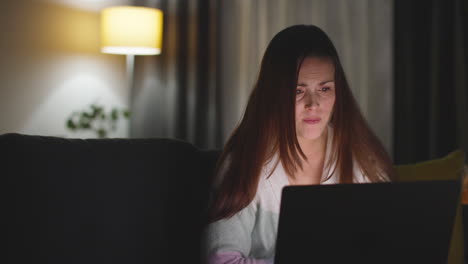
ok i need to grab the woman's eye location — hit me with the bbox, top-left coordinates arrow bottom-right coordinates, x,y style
319,87 -> 331,92
296,89 -> 304,95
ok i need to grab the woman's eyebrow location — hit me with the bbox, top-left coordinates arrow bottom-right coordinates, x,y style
297,80 -> 334,86
319,80 -> 334,85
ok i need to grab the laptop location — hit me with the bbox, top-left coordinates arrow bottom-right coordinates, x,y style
274,180 -> 461,264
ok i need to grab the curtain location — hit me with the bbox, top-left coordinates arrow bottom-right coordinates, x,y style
218,0 -> 394,153
394,0 -> 468,164
131,0 -> 222,149
131,0 -> 393,151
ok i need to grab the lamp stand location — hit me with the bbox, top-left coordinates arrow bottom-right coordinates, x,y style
126,54 -> 135,137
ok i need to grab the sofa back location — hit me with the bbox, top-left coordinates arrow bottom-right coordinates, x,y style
2,134 -> 220,264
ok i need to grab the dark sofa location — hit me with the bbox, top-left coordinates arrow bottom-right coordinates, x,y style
3,133 -> 219,264
3,133 -> 468,264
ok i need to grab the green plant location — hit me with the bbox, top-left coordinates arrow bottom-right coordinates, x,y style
66,103 -> 130,138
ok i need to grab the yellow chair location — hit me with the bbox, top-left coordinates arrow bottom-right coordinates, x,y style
396,150 -> 466,264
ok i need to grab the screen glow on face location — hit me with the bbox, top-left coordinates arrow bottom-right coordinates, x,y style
294,57 -> 336,142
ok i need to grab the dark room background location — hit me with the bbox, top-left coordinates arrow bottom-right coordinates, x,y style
0,0 -> 466,165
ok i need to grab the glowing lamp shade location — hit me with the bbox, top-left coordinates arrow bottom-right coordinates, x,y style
101,6 -> 163,55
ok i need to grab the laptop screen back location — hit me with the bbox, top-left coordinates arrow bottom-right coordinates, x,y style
274,181 -> 460,264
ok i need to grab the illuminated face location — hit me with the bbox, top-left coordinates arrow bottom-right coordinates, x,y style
295,57 -> 336,142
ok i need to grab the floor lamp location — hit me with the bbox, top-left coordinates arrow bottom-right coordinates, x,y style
100,6 -> 163,135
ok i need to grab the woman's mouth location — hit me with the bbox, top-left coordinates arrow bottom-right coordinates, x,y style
303,118 -> 321,124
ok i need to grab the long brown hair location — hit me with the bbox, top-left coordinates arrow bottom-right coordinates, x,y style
209,25 -> 395,222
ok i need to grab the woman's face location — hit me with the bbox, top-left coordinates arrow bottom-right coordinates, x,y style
295,57 -> 336,142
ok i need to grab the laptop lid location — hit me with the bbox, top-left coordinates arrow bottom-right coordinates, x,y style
274,180 -> 461,264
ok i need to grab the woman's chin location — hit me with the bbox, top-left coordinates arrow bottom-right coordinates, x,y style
297,131 -> 324,141
297,124 -> 328,141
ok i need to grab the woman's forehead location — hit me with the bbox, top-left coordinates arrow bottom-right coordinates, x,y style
298,57 -> 335,79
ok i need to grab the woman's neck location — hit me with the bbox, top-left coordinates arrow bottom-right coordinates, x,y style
289,129 -> 328,185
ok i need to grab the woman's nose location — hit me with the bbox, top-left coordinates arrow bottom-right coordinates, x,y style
305,92 -> 320,108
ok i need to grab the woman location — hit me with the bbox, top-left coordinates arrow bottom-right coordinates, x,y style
203,25 -> 395,264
